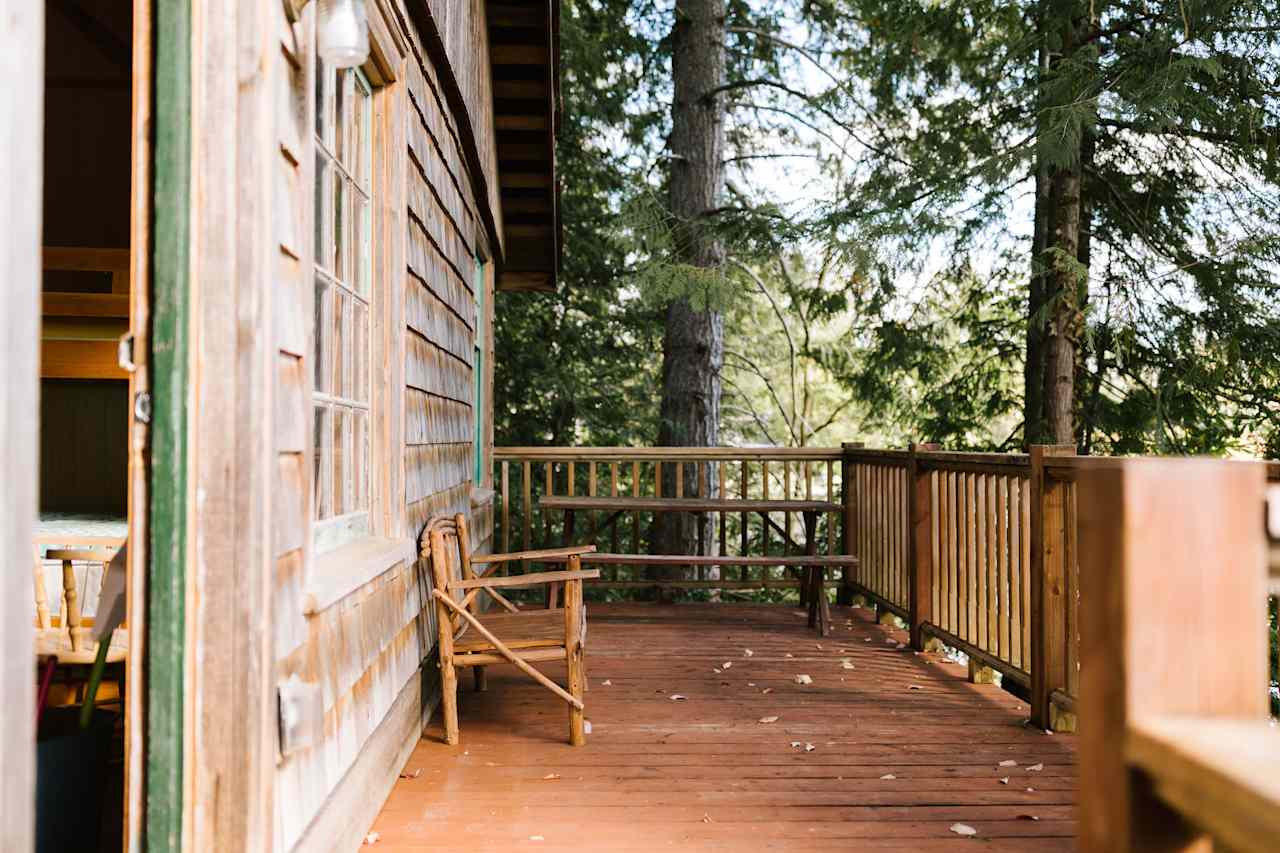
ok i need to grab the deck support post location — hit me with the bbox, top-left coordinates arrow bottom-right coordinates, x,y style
1076,458 -> 1268,852
1029,444 -> 1075,730
907,442 -> 939,650
838,443 -> 863,606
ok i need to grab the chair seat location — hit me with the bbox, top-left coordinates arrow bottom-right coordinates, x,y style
36,628 -> 128,665
454,608 -> 568,654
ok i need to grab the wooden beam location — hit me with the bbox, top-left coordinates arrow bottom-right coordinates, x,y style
42,292 -> 132,318
40,339 -> 128,380
1029,444 -> 1074,729
1076,458 -> 1268,852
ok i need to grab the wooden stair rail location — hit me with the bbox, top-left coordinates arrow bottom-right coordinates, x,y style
1077,458 -> 1273,852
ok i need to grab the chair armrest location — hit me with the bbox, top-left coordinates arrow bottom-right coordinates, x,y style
470,545 -> 597,565
448,568 -> 601,592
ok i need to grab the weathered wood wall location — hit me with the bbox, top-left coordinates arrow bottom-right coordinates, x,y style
265,0 -> 498,849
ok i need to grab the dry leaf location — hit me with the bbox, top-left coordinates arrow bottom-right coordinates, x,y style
949,824 -> 977,837
762,687 -> 773,694
670,694 -> 687,701
879,774 -> 896,780
804,743 -> 816,752
815,644 -> 823,650
896,643 -> 906,650
794,674 -> 813,685
701,814 -> 713,823
1017,815 -> 1040,822
884,638 -> 896,645
542,773 -> 561,781
747,682 -> 756,687
722,661 -> 732,669
529,836 -> 545,842
841,660 -> 855,669
998,760 -> 1017,767
999,777 -> 1010,785
908,685 -> 923,690
785,653 -> 794,658
398,768 -> 422,779
1026,787 -> 1036,792
790,741 -> 803,749
758,715 -> 779,724
364,832 -> 380,845
713,668 -> 722,674
602,679 -> 612,686
744,649 -> 754,657
1027,763 -> 1044,772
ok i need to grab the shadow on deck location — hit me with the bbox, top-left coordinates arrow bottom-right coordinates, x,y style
369,604 -> 1076,851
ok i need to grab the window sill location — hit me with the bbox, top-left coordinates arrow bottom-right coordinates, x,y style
303,536 -> 416,615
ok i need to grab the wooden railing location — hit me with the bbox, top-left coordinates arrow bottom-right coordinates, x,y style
496,444 -> 1279,734
493,447 -> 845,591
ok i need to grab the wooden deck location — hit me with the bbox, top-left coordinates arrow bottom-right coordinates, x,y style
368,604 -> 1076,851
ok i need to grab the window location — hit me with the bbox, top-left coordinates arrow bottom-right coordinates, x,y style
313,62 -> 374,554
473,256 -> 485,485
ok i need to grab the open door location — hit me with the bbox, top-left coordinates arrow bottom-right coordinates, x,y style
0,4 -> 44,851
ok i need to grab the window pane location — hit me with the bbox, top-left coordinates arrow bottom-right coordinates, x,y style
353,300 -> 368,403
356,197 -> 370,298
332,408 -> 346,517
353,410 -> 367,511
335,68 -> 347,164
313,275 -> 330,393
332,289 -> 347,399
313,153 -> 327,267
315,54 -> 327,140
313,405 -> 329,520
354,71 -> 371,186
333,177 -> 345,280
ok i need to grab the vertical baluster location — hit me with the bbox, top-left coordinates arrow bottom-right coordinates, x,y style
938,471 -> 950,631
587,461 -> 597,545
949,471 -> 960,632
718,461 -> 727,558
610,462 -> 620,556
997,475 -> 1010,664
986,474 -> 998,656
522,460 -> 532,571
975,473 -> 988,651
1009,475 -> 1023,669
740,460 -> 749,581
1020,475 -> 1032,669
501,461 -> 510,573
761,460 -> 770,559
543,461 -> 553,548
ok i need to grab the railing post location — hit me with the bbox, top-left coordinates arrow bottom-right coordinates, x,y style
1076,458 -> 1268,852
1029,444 -> 1075,730
839,442 -> 864,606
908,442 -> 939,650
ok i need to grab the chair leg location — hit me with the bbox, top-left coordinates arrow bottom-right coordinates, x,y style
564,570 -> 586,746
473,666 -> 487,692
440,663 -> 460,746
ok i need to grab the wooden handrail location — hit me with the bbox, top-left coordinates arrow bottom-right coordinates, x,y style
494,446 -> 843,461
1126,716 -> 1280,853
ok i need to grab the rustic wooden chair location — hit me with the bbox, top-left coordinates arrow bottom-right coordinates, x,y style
422,513 -> 599,746
33,546 -> 128,665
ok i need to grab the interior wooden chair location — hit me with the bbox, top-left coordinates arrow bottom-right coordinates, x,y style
33,546 -> 128,665
421,513 -> 599,746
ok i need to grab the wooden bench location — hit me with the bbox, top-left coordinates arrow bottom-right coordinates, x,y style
579,553 -> 857,636
422,514 -> 599,746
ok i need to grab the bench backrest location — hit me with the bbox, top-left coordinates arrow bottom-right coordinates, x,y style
419,513 -> 481,643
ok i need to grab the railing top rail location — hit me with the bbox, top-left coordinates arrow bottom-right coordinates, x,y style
916,450 -> 1031,471
841,447 -> 911,463
493,446 -> 843,461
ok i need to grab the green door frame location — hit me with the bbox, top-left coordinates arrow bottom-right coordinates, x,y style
147,0 -> 191,848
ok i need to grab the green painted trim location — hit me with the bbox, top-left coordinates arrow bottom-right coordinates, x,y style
473,257 -> 485,484
148,0 -> 191,849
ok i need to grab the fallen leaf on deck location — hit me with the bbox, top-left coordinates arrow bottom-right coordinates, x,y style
864,638 -> 871,642
896,643 -> 906,650
758,715 -> 779,724
722,661 -> 732,669
885,638 -> 896,645
999,777 -> 1010,785
542,773 -> 561,781
840,660 -> 855,669
398,768 -> 422,779
998,760 -> 1017,767
949,824 -> 977,836
602,679 -> 612,686
713,668 -> 722,674
584,721 -> 593,734
744,649 -> 754,657
1027,763 -> 1044,771
879,774 -> 896,780
908,684 -> 923,690
791,741 -> 803,749
529,836 -> 545,842
804,743 -> 816,752
1017,815 -> 1040,821
364,832 -> 380,845
815,644 -> 823,649
794,674 -> 813,685
701,814 -> 713,823
785,653 -> 794,658
1026,787 -> 1035,792
670,694 -> 687,701
762,687 -> 773,694
747,682 -> 756,687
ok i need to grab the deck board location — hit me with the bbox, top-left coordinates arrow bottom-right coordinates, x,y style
367,604 -> 1075,850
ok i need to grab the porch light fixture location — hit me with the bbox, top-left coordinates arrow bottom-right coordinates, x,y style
318,0 -> 369,69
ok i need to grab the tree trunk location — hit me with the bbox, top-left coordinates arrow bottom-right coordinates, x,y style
1040,3 -> 1089,447
655,0 -> 727,585
1025,152 -> 1051,447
